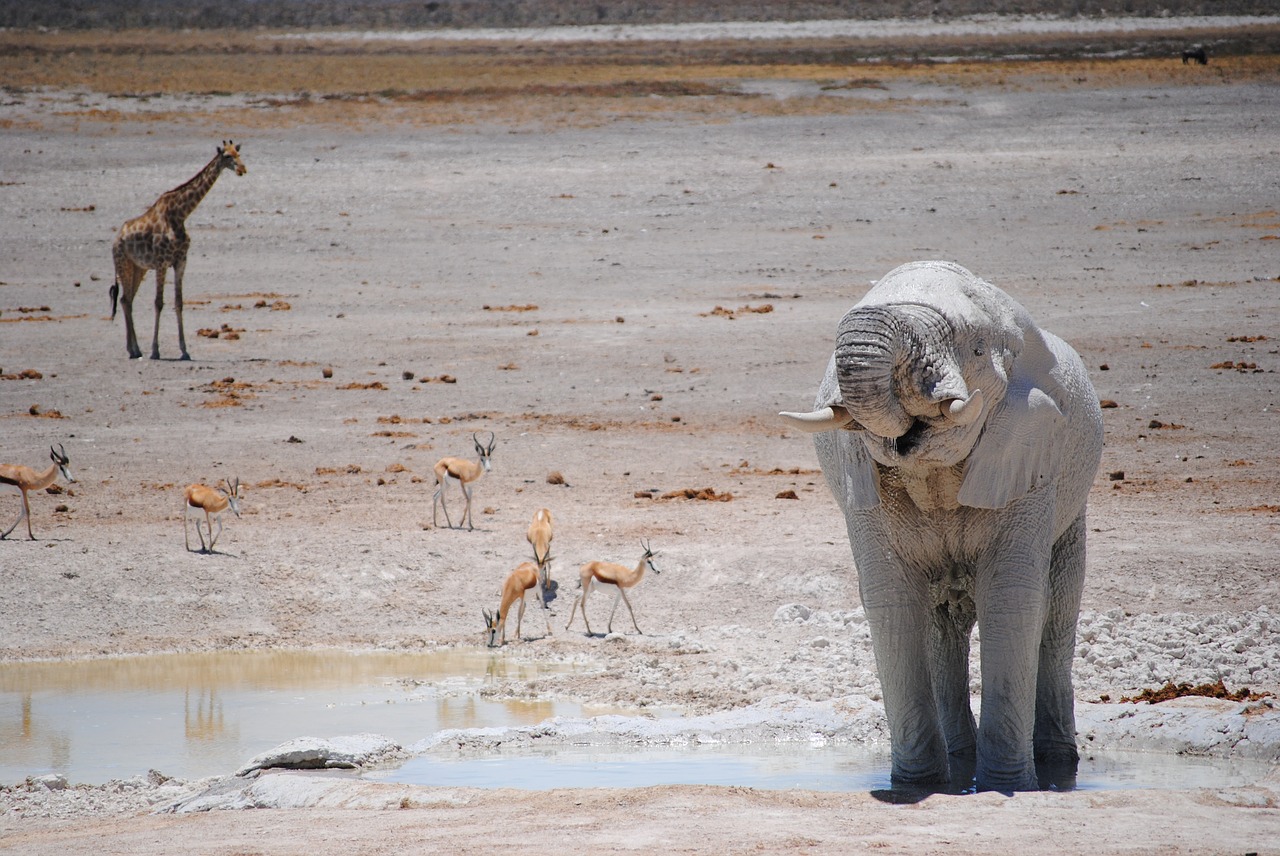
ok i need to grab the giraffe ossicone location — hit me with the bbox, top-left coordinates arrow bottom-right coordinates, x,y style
110,140 -> 247,360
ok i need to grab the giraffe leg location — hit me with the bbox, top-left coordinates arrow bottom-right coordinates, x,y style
150,266 -> 167,360
113,246 -> 146,359
119,265 -> 145,360
174,254 -> 191,360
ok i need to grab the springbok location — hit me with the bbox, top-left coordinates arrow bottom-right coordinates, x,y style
565,541 -> 659,636
483,561 -> 551,647
433,432 -> 495,530
184,477 -> 241,553
0,444 -> 74,541
526,507 -> 554,593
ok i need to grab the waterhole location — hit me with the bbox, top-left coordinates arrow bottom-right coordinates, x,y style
371,744 -> 1270,793
2,651 -> 1269,793
0,649 -> 610,786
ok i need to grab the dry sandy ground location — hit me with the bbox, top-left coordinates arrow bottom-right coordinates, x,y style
1,27 -> 1279,854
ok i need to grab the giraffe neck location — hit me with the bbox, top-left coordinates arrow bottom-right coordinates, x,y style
159,152 -> 228,224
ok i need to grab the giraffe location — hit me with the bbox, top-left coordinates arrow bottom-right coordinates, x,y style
110,140 -> 247,360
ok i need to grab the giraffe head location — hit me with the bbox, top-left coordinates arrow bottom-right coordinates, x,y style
217,140 -> 248,176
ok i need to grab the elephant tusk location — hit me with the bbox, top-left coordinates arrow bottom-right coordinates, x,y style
778,405 -> 856,433
943,388 -> 985,426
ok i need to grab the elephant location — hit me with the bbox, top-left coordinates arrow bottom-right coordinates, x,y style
780,261 -> 1103,792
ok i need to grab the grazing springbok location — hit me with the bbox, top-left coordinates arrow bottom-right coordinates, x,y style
526,507 -> 554,593
483,561 -> 552,647
0,444 -> 74,541
184,477 -> 241,553
433,432 -> 495,530
565,541 -> 659,636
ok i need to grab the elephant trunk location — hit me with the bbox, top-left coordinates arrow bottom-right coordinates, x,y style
833,305 -> 919,438
834,304 -> 973,439
780,302 -> 981,437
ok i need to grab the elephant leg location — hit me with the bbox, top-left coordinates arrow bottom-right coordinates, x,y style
861,571 -> 948,785
930,598 -> 977,762
150,267 -> 167,360
973,501 -> 1055,792
1035,514 -> 1087,771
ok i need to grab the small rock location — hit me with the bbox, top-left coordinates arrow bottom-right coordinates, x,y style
33,773 -> 68,791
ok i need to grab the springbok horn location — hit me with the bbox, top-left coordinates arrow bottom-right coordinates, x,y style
943,389 -> 985,426
778,405 -> 855,433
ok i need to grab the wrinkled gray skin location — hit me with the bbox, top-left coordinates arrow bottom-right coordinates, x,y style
787,261 -> 1103,792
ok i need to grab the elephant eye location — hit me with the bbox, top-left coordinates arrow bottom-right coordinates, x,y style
974,347 -> 985,357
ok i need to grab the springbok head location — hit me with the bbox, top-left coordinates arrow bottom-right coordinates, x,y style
641,539 -> 659,574
50,444 -> 75,484
222,477 -> 242,517
482,608 -> 501,648
473,432 -> 497,471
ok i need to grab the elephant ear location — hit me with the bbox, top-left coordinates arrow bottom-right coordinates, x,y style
812,356 -> 880,510
957,334 -> 1067,510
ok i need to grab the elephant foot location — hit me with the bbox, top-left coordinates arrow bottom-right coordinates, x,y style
1034,756 -> 1079,791
889,761 -> 949,789
974,763 -> 1039,793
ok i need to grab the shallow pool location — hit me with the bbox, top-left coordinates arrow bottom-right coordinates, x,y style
0,649 -> 607,785
369,743 -> 1270,793
3,651 -> 1271,793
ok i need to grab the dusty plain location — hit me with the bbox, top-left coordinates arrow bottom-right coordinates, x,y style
1,19 -> 1279,854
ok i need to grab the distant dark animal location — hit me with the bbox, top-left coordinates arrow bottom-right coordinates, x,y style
1182,47 -> 1208,65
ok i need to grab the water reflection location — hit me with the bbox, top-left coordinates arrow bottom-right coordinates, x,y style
184,686 -> 230,743
0,649 -> 603,786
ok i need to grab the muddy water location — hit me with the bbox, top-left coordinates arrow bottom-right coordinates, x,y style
0,649 -> 608,785
371,744 -> 1271,793
4,650 -> 1270,793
